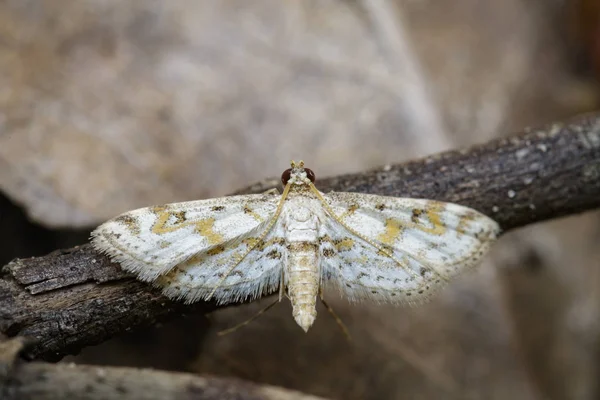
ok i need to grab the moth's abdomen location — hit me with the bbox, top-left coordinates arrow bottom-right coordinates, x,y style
287,242 -> 320,332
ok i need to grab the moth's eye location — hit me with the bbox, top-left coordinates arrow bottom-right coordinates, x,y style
281,168 -> 292,185
305,168 -> 316,183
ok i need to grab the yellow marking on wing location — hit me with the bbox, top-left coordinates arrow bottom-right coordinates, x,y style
242,237 -> 260,248
243,205 -> 265,222
243,237 -> 285,251
151,211 -> 224,245
151,205 -> 169,213
115,214 -> 141,235
455,217 -> 469,235
338,203 -> 359,220
358,254 -> 370,264
151,212 -> 176,234
207,245 -> 226,256
334,238 -> 355,251
195,218 -> 225,244
378,218 -> 403,246
455,211 -> 477,235
378,202 -> 447,244
418,202 -> 447,236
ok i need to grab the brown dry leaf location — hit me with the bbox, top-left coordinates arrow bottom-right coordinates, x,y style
0,0 -> 448,228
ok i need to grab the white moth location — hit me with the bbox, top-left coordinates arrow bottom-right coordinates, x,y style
91,161 -> 500,332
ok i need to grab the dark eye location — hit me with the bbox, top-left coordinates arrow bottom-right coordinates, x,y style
281,168 -> 292,185
305,168 -> 316,183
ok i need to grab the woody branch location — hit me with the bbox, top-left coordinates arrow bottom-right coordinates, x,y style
1,113 -> 599,361
0,337 -> 326,400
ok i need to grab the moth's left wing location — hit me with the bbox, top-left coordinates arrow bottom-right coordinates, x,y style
91,192 -> 280,281
319,192 -> 500,303
153,223 -> 288,305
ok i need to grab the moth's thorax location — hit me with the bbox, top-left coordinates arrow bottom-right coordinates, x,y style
282,197 -> 320,243
287,182 -> 314,195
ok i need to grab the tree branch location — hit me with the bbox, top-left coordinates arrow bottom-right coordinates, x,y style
2,113 -> 599,361
242,113 -> 600,231
0,337 -> 326,400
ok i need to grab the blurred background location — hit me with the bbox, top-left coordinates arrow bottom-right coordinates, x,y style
1,1 -> 599,399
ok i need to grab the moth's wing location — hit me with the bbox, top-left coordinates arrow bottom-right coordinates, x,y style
319,192 -> 500,303
153,221 -> 287,305
91,192 -> 280,281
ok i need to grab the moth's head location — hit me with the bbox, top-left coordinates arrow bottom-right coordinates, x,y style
281,160 -> 316,186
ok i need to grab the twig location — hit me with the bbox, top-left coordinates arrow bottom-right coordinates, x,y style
242,113 -> 600,231
0,337 -> 326,400
0,246 -> 212,361
1,113 -> 599,361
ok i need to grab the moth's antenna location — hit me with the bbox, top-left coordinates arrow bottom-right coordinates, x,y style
216,299 -> 279,336
319,289 -> 352,342
279,268 -> 285,302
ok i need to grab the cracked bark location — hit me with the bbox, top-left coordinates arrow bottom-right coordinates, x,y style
1,113 -> 599,362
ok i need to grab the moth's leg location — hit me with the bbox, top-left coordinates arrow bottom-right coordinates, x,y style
319,287 -> 352,342
262,188 -> 279,195
217,299 -> 279,336
279,267 -> 285,302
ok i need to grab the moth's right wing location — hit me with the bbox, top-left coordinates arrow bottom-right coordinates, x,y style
319,192 -> 500,304
91,192 -> 280,281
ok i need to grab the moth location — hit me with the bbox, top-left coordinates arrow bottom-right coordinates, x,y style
91,161 -> 500,332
